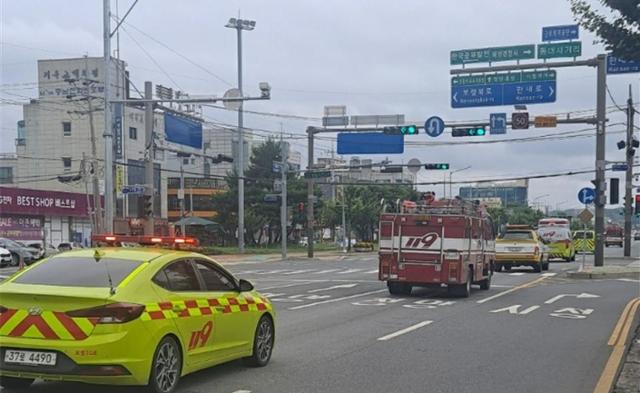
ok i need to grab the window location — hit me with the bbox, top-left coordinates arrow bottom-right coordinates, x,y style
183,158 -> 189,165
0,167 -> 13,184
13,257 -> 143,287
161,260 -> 201,291
129,127 -> 137,140
152,269 -> 171,290
62,121 -> 71,136
194,260 -> 236,291
62,157 -> 72,171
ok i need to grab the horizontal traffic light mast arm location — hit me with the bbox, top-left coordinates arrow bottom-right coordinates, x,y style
449,57 -> 597,75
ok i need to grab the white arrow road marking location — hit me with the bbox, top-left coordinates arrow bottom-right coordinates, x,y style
289,289 -> 387,310
307,283 -> 358,293
509,272 -> 525,276
550,307 -> 594,319
490,305 -> 540,315
377,321 -> 433,341
544,293 -> 600,304
365,269 -> 379,274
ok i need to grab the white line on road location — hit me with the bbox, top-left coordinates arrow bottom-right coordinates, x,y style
617,278 -> 640,283
282,269 -> 315,275
288,289 -> 387,310
477,276 -> 549,304
509,272 -> 525,276
336,268 -> 363,274
232,390 -> 251,393
542,272 -> 557,277
307,283 -> 358,293
257,281 -> 318,291
365,269 -> 379,274
310,269 -> 341,275
254,278 -> 380,283
377,321 -> 433,341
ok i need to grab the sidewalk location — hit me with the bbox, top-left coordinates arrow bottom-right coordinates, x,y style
614,321 -> 640,393
209,250 -> 374,265
567,256 -> 640,279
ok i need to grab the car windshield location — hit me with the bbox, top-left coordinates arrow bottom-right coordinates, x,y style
0,238 -> 22,248
501,232 -> 534,240
12,257 -> 144,287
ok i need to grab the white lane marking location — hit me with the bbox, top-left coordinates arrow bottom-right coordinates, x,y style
509,272 -> 525,276
282,269 -> 315,275
476,276 -> 549,304
617,278 -> 640,283
257,281 -> 318,291
232,390 -> 251,393
544,293 -> 600,304
365,269 -> 379,274
336,268 -> 363,274
491,284 -> 514,288
542,272 -> 557,277
307,283 -> 358,293
377,321 -> 433,341
288,289 -> 387,310
310,269 -> 341,275
490,305 -> 540,315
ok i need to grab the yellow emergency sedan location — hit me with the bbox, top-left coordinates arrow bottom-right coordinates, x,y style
0,247 -> 275,392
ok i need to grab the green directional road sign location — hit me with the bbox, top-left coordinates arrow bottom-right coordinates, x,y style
304,170 -> 331,179
537,42 -> 581,59
450,45 -> 535,65
452,71 -> 556,86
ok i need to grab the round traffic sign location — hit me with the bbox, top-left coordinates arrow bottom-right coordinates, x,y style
223,88 -> 242,110
424,116 -> 445,138
407,158 -> 422,174
577,187 -> 595,205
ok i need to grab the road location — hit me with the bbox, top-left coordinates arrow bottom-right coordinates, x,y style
1,247 -> 638,393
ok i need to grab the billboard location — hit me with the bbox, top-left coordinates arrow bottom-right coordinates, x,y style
0,216 -> 43,240
164,113 -> 203,149
0,187 -> 93,217
337,132 -> 404,154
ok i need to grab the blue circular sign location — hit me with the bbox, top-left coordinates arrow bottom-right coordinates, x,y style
577,187 -> 595,205
424,116 -> 445,138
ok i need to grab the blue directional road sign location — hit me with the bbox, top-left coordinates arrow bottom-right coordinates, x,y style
452,80 -> 556,108
337,132 -> 404,154
612,163 -> 628,171
121,185 -> 145,195
607,55 -> 640,75
542,24 -> 579,41
578,187 -> 596,205
272,162 -> 283,173
424,116 -> 445,138
490,113 -> 507,135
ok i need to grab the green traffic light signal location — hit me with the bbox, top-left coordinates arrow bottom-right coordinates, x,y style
400,125 -> 418,135
476,128 -> 486,136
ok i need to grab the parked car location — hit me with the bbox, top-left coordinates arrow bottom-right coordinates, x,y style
0,247 -> 12,268
633,231 -> 640,241
26,243 -> 59,258
57,242 -> 84,252
0,238 -> 35,266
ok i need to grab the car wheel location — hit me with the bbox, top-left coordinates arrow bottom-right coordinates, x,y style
534,261 -> 542,273
504,265 -> 512,272
0,376 -> 35,389
148,336 -> 182,393
494,264 -> 502,273
10,253 -> 19,267
387,281 -> 411,296
244,315 -> 275,367
479,270 -> 491,290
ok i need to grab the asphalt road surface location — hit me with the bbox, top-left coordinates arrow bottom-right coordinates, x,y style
1,247 -> 638,393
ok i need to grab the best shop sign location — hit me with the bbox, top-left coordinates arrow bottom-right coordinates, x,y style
0,187 -> 92,217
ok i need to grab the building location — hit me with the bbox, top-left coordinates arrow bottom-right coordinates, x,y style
458,179 -> 529,207
0,153 -> 17,185
166,177 -> 226,221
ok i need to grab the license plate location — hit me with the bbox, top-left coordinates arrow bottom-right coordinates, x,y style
4,350 -> 57,366
508,247 -> 522,252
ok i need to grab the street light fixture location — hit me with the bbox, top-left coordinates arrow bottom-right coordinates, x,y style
448,166 -> 471,199
225,17 -> 256,253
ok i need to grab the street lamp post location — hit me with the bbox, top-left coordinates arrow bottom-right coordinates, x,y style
226,17 -> 255,253
449,166 -> 471,199
531,194 -> 550,212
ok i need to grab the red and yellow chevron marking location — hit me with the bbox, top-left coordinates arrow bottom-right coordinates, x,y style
140,295 -> 272,321
0,308 -> 97,340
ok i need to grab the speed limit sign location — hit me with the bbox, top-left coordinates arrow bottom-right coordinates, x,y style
512,112 -> 529,130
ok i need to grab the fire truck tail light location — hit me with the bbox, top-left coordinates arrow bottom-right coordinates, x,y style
151,237 -> 162,243
105,236 -> 117,241
174,238 -> 186,244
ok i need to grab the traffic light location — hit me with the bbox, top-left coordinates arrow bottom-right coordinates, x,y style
452,127 -> 486,137
143,195 -> 153,217
610,178 -> 619,205
382,125 -> 418,135
211,154 -> 234,164
424,163 -> 450,170
381,166 -> 403,173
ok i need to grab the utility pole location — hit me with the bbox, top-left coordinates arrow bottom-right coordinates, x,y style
624,84 -> 635,257
179,157 -> 186,236
103,0 -> 114,233
280,132 -> 288,259
594,54 -> 607,266
144,81 -> 155,235
341,186 -> 347,253
307,127 -> 315,258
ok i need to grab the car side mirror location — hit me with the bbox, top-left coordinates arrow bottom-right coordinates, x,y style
238,279 -> 254,292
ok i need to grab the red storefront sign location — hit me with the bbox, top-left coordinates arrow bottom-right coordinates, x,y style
0,187 -> 92,218
0,216 -> 43,240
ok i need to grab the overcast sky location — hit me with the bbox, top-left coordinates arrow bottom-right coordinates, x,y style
1,0 -> 638,210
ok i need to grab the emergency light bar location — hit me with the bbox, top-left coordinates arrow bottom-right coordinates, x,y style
92,235 -> 199,247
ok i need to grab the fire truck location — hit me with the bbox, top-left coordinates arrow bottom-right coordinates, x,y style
378,195 -> 496,297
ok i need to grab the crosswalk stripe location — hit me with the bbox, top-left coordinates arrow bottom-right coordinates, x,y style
310,269 -> 341,275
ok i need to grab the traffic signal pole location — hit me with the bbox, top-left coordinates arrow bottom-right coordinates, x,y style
624,85 -> 635,257
144,81 -> 155,235
450,55 -> 608,267
307,126 -> 316,258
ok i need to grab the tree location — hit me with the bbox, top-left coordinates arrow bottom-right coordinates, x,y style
570,0 -> 640,60
487,205 -> 545,234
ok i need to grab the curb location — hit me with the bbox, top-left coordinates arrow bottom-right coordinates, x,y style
566,270 -> 640,280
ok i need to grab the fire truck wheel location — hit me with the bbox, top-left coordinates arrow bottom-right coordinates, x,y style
449,270 -> 471,298
387,281 -> 412,296
542,261 -> 550,271
479,272 -> 491,290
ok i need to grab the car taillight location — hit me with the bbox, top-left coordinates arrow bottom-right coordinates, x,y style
66,302 -> 144,324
